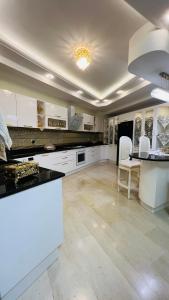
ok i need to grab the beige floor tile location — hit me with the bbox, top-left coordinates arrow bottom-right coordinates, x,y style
18,272 -> 53,300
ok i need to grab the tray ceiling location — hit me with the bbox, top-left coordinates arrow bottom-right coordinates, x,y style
0,0 -> 155,111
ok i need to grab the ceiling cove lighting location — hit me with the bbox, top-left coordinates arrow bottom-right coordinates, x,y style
151,88 -> 169,102
45,73 -> 54,80
74,47 -> 92,71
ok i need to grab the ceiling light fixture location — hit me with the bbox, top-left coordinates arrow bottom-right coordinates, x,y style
74,46 -> 92,71
45,73 -> 54,80
76,90 -> 83,95
163,11 -> 169,24
116,89 -> 125,95
151,88 -> 169,102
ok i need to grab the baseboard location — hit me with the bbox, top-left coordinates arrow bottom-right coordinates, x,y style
66,159 -> 116,176
2,248 -> 59,300
139,199 -> 169,213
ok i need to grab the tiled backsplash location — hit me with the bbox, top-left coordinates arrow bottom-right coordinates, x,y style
9,127 -> 103,149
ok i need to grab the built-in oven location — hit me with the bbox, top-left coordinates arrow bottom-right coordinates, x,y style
76,150 -> 86,166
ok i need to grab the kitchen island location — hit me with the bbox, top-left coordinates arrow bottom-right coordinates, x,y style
130,153 -> 169,212
0,164 -> 64,300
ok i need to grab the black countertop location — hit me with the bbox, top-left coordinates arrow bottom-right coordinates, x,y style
0,161 -> 65,199
7,142 -> 105,159
130,152 -> 169,162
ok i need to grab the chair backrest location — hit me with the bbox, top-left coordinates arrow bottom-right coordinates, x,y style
139,136 -> 150,155
119,136 -> 132,161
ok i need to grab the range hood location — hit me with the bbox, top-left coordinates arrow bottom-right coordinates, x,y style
68,106 -> 83,131
128,23 -> 169,87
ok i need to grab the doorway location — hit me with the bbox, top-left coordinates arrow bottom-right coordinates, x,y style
116,120 -> 133,165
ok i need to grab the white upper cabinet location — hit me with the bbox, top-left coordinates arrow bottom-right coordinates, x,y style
38,101 -> 68,130
79,113 -> 95,131
95,116 -> 104,132
44,102 -> 68,120
16,94 -> 37,128
83,113 -> 94,125
0,90 -> 17,126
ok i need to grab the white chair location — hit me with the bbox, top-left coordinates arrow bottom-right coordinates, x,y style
118,136 -> 140,199
139,136 -> 150,155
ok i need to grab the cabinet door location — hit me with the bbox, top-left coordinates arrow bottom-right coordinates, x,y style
100,145 -> 109,160
83,113 -> 90,124
90,115 -> 94,125
0,90 -> 17,126
44,103 -> 56,117
54,105 -> 68,119
95,117 -> 104,132
16,95 -> 37,128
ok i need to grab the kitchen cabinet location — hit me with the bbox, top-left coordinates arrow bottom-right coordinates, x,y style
38,101 -> 68,129
95,116 -> 104,132
100,145 -> 109,160
16,94 -> 37,128
0,178 -> 63,299
0,90 -> 17,126
79,113 -> 95,131
44,102 -> 68,119
86,146 -> 100,164
16,145 -> 115,176
34,150 -> 76,174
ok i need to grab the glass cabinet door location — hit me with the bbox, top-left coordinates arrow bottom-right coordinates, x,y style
134,113 -> 142,147
145,110 -> 153,147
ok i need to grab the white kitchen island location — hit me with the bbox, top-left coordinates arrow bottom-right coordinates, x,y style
0,166 -> 64,300
131,153 -> 169,212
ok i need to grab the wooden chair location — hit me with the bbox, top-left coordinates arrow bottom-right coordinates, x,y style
117,136 -> 140,199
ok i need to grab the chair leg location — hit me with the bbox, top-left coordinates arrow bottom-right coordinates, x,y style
128,169 -> 131,199
117,167 -> 120,192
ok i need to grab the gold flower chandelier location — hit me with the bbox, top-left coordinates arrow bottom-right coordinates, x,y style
74,46 -> 92,71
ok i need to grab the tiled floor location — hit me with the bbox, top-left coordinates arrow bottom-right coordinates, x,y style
19,162 -> 169,300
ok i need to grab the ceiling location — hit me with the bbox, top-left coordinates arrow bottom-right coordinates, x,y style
0,0 -> 165,113
125,0 -> 169,29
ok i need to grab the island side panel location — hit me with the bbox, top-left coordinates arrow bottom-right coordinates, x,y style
139,161 -> 169,210
0,178 -> 63,298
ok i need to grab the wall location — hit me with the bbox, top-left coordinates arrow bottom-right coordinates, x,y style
9,127 -> 102,149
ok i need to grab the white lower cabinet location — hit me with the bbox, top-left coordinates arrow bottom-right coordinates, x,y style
100,145 -> 109,160
17,145 -> 113,175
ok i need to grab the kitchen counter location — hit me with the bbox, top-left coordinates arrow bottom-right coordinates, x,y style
130,152 -> 169,161
7,142 -> 105,159
130,152 -> 169,212
0,161 -> 65,199
0,161 -> 64,299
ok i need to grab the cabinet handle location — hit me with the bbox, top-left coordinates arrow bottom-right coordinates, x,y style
23,125 -> 33,128
41,154 -> 49,157
62,156 -> 68,159
62,162 -> 68,165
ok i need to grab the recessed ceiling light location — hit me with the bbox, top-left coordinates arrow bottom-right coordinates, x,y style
151,88 -> 169,102
45,73 -> 54,80
3,89 -> 12,95
76,90 -> 83,95
163,11 -> 169,24
116,90 -> 125,95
